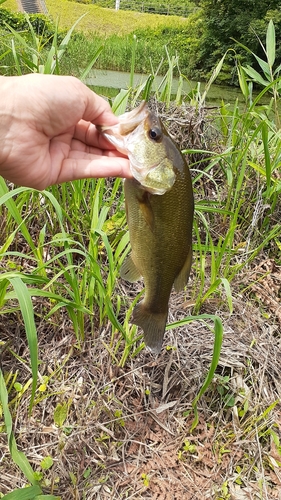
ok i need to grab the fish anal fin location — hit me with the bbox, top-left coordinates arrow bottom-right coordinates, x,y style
174,247 -> 192,293
132,300 -> 167,354
120,254 -> 141,282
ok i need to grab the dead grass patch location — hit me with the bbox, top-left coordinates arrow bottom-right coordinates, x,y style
1,266 -> 281,499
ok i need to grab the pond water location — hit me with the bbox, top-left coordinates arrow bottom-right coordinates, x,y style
86,68 -> 245,105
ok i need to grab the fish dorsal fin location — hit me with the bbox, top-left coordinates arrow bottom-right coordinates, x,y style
173,247 -> 192,292
120,254 -> 142,282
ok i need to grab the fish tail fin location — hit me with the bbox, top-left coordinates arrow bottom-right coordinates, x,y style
132,301 -> 167,354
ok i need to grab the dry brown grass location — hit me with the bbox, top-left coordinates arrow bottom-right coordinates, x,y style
1,260 -> 281,499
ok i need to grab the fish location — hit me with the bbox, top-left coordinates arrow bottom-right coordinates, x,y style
99,101 -> 194,353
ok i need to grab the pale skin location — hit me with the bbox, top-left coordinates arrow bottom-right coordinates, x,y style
0,73 -> 132,190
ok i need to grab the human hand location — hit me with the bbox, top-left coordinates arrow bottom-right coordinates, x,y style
0,73 -> 131,190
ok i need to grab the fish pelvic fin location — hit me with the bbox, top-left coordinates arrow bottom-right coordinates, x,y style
174,246 -> 192,293
132,300 -> 167,354
120,254 -> 142,282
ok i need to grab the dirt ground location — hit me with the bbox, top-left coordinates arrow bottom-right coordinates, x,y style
0,256 -> 281,499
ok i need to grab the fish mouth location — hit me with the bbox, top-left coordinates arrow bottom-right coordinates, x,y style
98,101 -> 149,151
117,101 -> 149,134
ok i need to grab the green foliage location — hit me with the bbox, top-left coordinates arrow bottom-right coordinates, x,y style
236,19 -> 281,126
0,11 -> 102,77
79,0 -> 197,17
1,4 -> 202,78
0,8 -> 66,75
196,0 -> 281,82
0,8 -> 58,40
59,11 -> 203,78
3,0 -> 281,82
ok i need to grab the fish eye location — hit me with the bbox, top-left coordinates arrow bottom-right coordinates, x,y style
148,128 -> 162,142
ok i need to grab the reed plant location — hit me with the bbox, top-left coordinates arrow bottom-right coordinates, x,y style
0,13 -> 280,499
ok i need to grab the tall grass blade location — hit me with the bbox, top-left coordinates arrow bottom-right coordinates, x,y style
0,277 -> 9,307
2,485 -> 43,499
129,34 -> 137,88
262,121 -> 271,194
131,74 -> 154,104
234,38 -> 270,75
253,54 -> 271,76
166,314 -> 223,429
23,13 -> 38,50
53,14 -> 87,74
9,277 -> 38,413
144,75 -> 154,101
243,65 -> 269,86
190,316 -> 224,431
200,51 -> 228,105
44,45 -> 56,75
220,278 -> 233,313
0,371 -> 38,486
0,182 -> 35,251
0,48 -> 11,60
11,38 -> 22,75
175,74 -> 184,105
112,89 -> 130,114
266,19 -> 275,68
80,45 -> 104,81
237,64 -> 249,101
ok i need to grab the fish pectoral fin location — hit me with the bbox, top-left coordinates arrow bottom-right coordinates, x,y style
120,254 -> 142,282
132,301 -> 167,354
136,190 -> 154,232
173,247 -> 192,292
140,201 -> 154,232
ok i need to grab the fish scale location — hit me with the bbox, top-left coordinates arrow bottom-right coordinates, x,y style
99,101 -> 194,353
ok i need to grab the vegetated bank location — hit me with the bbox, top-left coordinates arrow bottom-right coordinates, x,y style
1,0 -> 281,83
0,2 -> 200,79
48,0 -> 281,82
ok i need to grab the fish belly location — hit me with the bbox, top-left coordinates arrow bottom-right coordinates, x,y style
123,177 -> 193,353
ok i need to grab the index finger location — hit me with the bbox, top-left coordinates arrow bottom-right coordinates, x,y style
74,120 -> 120,150
81,84 -> 118,126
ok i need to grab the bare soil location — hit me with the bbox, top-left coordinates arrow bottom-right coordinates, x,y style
1,257 -> 281,499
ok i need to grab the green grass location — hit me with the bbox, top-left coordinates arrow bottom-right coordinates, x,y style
1,0 -> 201,77
1,0 -> 17,10
0,14 -> 280,499
45,0 -> 191,36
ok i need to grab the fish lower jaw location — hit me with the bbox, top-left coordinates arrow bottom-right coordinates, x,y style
130,156 -> 176,195
130,166 -> 174,195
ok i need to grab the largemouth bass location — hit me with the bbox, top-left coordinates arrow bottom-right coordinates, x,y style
100,101 -> 194,353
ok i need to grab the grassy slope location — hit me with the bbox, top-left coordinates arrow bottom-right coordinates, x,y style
3,0 -> 18,10
45,0 -> 190,35
2,1 -> 199,77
